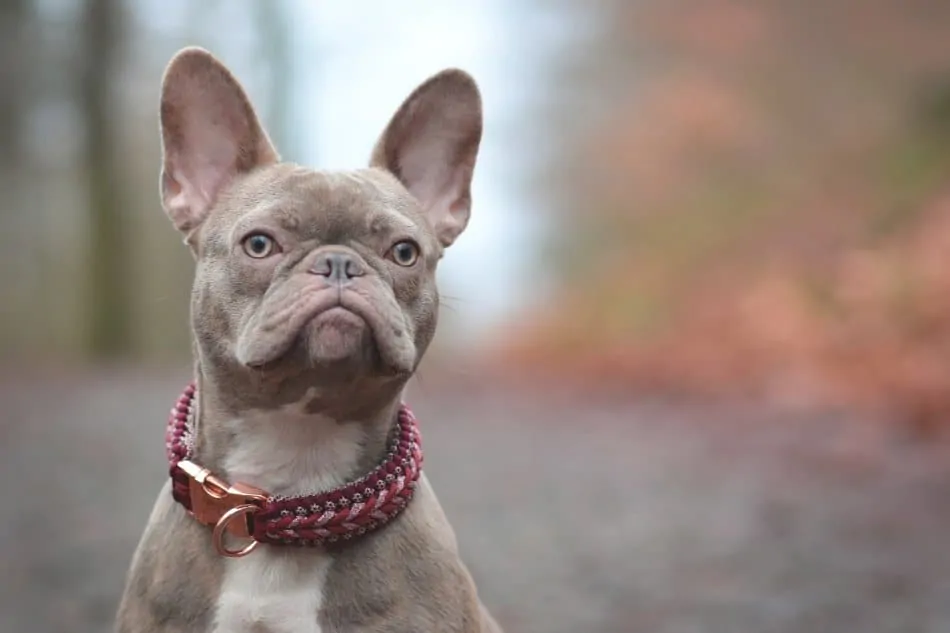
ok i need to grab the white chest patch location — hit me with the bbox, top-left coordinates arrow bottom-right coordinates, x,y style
213,548 -> 333,633
211,390 -> 366,633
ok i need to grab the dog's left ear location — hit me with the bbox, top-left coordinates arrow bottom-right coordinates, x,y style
370,69 -> 483,248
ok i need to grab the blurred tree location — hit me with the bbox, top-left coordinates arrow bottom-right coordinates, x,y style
81,0 -> 131,359
0,0 -> 27,174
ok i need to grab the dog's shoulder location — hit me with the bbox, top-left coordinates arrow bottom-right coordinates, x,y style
319,474 -> 491,633
115,480 -> 224,633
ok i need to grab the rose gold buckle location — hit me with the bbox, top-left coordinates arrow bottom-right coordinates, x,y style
177,460 -> 268,557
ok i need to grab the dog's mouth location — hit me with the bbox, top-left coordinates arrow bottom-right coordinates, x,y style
312,305 -> 365,328
236,285 -> 416,374
303,304 -> 370,364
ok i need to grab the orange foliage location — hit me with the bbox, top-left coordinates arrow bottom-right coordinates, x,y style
491,0 -> 950,431
592,72 -> 767,207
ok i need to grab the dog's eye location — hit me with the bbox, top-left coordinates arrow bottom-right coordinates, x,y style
242,233 -> 277,259
389,240 -> 420,267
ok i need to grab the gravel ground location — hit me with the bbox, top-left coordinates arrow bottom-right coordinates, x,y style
1,367 -> 949,633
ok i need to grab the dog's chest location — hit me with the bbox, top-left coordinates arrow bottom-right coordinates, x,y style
213,549 -> 333,633
212,404 -> 366,633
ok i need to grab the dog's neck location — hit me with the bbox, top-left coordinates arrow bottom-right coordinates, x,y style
188,363 -> 406,498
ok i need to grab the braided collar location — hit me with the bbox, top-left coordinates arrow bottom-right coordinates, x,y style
165,383 -> 423,557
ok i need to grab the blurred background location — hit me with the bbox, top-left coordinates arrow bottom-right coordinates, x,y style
2,1 -> 950,632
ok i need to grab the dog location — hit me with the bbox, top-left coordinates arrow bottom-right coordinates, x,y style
115,47 -> 503,633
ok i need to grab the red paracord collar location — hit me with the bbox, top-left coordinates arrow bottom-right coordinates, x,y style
165,383 -> 423,557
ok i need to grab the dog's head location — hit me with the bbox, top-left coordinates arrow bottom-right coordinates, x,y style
159,48 -> 481,393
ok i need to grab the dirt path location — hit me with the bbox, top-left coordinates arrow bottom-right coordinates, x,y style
2,368 -> 948,633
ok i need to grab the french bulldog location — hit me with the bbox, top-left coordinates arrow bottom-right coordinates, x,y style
115,47 -> 503,633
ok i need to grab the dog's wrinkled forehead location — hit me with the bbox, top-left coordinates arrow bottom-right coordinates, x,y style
204,165 -> 435,252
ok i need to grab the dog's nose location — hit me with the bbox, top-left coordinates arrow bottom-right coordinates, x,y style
310,251 -> 365,283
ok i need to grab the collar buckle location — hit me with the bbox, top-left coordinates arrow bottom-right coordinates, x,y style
177,460 -> 268,539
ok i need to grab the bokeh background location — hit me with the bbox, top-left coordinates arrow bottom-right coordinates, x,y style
2,1 -> 950,632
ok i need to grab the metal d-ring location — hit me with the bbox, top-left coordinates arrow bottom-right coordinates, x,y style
212,504 -> 261,558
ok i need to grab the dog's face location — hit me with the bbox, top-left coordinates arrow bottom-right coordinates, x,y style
158,48 -> 481,389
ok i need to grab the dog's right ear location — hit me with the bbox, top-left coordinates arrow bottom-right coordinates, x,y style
159,47 -> 278,235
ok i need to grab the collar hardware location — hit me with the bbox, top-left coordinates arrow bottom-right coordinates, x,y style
176,460 -> 267,540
